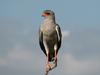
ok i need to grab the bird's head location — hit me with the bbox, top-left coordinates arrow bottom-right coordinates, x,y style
42,10 -> 55,19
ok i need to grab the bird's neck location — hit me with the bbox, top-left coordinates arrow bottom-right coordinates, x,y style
43,17 -> 56,25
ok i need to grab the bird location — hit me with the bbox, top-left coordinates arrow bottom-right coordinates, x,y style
39,10 -> 62,75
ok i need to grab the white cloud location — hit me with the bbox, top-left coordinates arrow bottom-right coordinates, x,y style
0,44 -> 42,71
7,46 -> 32,61
62,30 -> 71,39
0,58 -> 7,66
61,53 -> 100,75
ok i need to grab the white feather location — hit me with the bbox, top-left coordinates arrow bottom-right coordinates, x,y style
55,26 -> 60,41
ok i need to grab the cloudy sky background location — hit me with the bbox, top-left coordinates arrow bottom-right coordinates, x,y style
0,0 -> 100,75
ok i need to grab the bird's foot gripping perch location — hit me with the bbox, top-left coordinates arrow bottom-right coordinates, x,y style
50,57 -> 57,70
45,64 -> 51,75
45,59 -> 57,75
45,63 -> 57,75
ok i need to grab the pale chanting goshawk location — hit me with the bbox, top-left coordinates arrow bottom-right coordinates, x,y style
39,10 -> 62,75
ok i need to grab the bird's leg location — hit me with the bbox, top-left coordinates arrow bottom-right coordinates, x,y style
45,53 -> 51,75
53,50 -> 57,68
43,41 -> 51,75
45,56 -> 49,75
54,45 -> 57,67
46,53 -> 50,70
54,49 -> 57,65
43,41 -> 51,72
45,47 -> 51,74
49,45 -> 57,70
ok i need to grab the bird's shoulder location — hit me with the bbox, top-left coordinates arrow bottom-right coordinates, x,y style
55,24 -> 61,31
55,24 -> 60,27
55,23 -> 62,37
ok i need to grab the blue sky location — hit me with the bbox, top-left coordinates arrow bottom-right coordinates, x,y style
0,0 -> 100,75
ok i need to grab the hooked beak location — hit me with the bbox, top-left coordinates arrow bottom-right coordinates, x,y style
41,13 -> 48,17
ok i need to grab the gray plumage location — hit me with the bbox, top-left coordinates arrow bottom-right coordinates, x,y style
39,10 -> 62,62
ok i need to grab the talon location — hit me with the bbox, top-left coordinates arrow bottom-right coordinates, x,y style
45,64 -> 52,75
46,64 -> 51,73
